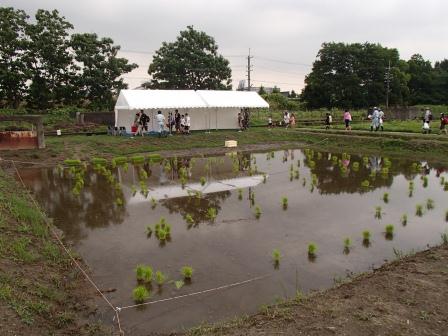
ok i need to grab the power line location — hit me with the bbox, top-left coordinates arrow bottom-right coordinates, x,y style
253,56 -> 311,67
251,79 -> 303,86
254,65 -> 308,76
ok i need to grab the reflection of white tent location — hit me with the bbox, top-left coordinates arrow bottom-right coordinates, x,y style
114,90 -> 269,131
127,175 -> 266,204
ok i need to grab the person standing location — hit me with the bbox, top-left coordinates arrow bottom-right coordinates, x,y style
370,107 -> 380,131
378,109 -> 385,131
140,110 -> 150,136
290,113 -> 296,128
185,113 -> 191,134
325,112 -> 332,130
268,115 -> 273,129
175,110 -> 181,133
343,109 -> 352,131
238,112 -> 243,131
439,113 -> 448,135
156,111 -> 165,137
283,111 -> 290,128
180,114 -> 185,134
422,107 -> 432,134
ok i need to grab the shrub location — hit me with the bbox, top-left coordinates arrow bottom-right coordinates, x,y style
133,286 -> 150,303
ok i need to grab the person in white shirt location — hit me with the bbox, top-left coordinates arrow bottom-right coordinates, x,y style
180,115 -> 185,133
185,113 -> 191,134
156,111 -> 165,137
283,112 -> 290,128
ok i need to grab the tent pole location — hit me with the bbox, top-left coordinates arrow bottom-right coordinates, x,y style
215,108 -> 218,131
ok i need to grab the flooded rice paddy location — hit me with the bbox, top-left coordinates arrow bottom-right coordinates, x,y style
18,148 -> 448,335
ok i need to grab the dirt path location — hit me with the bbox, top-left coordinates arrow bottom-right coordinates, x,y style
186,244 -> 448,336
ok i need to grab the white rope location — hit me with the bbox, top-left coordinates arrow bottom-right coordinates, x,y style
117,274 -> 271,311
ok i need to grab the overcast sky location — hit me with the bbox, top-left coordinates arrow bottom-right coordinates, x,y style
4,0 -> 448,91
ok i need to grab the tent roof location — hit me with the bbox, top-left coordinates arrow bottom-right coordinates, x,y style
115,89 -> 269,110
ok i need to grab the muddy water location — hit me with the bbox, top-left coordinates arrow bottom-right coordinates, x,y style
18,149 -> 448,335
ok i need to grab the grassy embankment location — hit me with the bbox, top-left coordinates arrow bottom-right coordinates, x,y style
0,169 -> 110,335
2,126 -> 448,166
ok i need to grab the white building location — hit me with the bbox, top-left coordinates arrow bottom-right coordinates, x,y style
114,89 -> 269,132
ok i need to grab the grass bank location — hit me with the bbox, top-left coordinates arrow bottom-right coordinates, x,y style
0,168 -> 110,335
186,243 -> 448,336
1,127 -> 448,167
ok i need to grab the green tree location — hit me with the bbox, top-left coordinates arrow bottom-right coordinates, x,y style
407,54 -> 435,105
301,42 -> 409,109
26,9 -> 74,109
0,7 -> 30,108
432,59 -> 448,104
272,86 -> 280,94
146,26 -> 232,90
70,33 -> 137,110
258,85 -> 266,95
289,90 -> 297,98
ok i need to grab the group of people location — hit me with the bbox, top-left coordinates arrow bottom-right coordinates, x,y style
266,111 -> 296,129
237,109 -> 250,131
422,107 -> 448,135
133,109 -> 191,137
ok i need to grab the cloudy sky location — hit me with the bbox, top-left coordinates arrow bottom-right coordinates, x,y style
4,0 -> 448,91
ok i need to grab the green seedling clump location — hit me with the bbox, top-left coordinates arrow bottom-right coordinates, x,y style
254,206 -> 262,219
361,180 -> 370,188
401,214 -> 408,226
181,266 -> 194,280
148,153 -> 162,163
422,176 -> 428,188
206,207 -> 217,222
383,192 -> 389,203
343,237 -> 352,253
444,182 -> 448,191
362,230 -> 371,244
146,225 -> 153,236
440,176 -> 445,185
155,271 -> 166,285
272,249 -> 281,264
63,159 -> 81,167
415,204 -> 424,217
92,157 -> 108,166
131,155 -> 145,165
426,198 -> 434,210
282,197 -> 288,210
185,214 -> 194,225
308,242 -> 317,257
237,188 -> 243,200
133,286 -> 150,303
112,156 -> 128,167
385,224 -> 394,238
263,174 -> 267,183
375,206 -> 382,219
150,197 -> 157,209
199,177 -> 206,186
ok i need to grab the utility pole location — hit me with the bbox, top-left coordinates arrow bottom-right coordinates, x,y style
385,60 -> 391,109
246,48 -> 253,91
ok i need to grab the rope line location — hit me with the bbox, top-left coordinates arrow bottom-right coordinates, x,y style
10,160 -> 124,335
117,274 -> 271,311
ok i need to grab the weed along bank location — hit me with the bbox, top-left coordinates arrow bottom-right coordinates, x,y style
15,148 -> 448,335
114,89 -> 269,132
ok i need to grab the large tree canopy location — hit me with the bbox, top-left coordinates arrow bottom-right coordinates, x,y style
301,42 -> 410,109
146,26 -> 232,90
0,6 -> 137,110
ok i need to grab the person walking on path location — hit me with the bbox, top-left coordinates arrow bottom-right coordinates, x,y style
156,111 -> 165,137
370,107 -> 380,131
343,109 -> 352,131
283,111 -> 290,128
422,107 -> 433,134
378,109 -> 385,131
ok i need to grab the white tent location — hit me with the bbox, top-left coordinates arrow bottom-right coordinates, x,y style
114,89 -> 269,131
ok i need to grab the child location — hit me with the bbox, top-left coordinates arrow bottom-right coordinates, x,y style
343,109 -> 352,131
440,113 -> 448,135
185,113 -> 191,134
268,115 -> 273,129
180,115 -> 185,134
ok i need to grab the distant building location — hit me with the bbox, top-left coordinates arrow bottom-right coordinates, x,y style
237,80 -> 278,94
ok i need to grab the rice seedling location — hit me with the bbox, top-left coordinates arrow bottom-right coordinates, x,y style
294,170 -> 299,179
112,156 -> 128,167
254,206 -> 262,219
343,237 -> 352,253
362,230 -> 371,245
147,153 -> 162,163
369,171 -> 376,179
263,174 -> 267,183
206,207 -> 217,222
139,168 -> 148,180
91,157 -> 108,167
445,182 -> 448,191
445,210 -> 448,222
181,266 -> 194,280
383,192 -> 389,203
311,174 -> 318,185
150,197 -> 157,209
289,171 -> 293,181
272,249 -> 281,264
352,162 -> 360,171
155,271 -> 166,286
415,204 -> 424,217
375,206 -> 382,219
282,197 -> 288,210
401,214 -> 408,226
115,198 -> 123,206
361,180 -> 370,188
426,198 -> 434,210
131,155 -> 145,165
155,223 -> 160,232
145,225 -> 153,236
385,224 -> 394,239
309,161 -> 316,169
136,265 -> 145,281
290,164 -> 294,172
141,266 -> 153,283
422,176 -> 428,188
132,286 -> 150,303
157,229 -> 167,241
332,155 -> 338,163
235,188 -> 243,201
307,243 -> 317,258
440,176 -> 445,185
363,156 -> 369,165
297,159 -> 301,167
383,158 -> 392,168
185,214 -> 194,225
180,177 -> 187,189
200,176 -> 206,186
